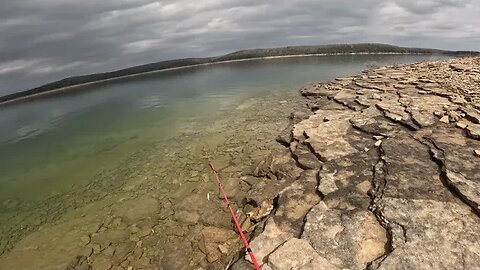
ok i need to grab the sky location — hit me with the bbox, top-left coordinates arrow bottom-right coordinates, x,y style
0,0 -> 479,95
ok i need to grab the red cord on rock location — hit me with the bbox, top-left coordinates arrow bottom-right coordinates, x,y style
203,148 -> 261,270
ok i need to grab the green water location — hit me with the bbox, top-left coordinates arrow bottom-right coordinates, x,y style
0,54 -> 449,201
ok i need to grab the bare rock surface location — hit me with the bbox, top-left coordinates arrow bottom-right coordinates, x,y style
267,238 -> 339,270
302,202 -> 387,269
246,218 -> 292,264
273,170 -> 320,236
376,198 -> 480,270
233,57 -> 480,270
467,124 -> 480,139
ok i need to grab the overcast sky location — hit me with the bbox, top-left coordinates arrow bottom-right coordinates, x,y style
0,0 -> 479,95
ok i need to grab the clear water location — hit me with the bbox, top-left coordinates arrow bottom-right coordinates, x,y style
0,54 -> 450,263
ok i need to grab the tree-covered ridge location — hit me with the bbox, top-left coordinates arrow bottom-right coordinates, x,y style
217,43 -> 445,60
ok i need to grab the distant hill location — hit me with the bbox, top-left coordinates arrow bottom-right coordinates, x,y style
1,43 -> 478,104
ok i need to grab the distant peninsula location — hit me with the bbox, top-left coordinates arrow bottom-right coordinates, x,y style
1,43 -> 478,104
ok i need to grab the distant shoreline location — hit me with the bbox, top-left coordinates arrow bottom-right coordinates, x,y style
1,43 -> 477,105
0,52 -> 419,105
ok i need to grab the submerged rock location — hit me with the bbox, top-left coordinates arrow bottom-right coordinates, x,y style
160,239 -> 193,269
122,197 -> 158,222
173,210 -> 200,225
200,226 -> 238,263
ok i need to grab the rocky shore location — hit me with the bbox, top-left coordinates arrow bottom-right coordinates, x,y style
1,56 -> 479,270
230,57 -> 480,269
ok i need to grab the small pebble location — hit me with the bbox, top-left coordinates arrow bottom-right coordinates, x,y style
434,111 -> 444,117
439,116 -> 449,124
456,121 -> 468,129
374,140 -> 382,147
218,244 -> 229,254
474,150 -> 480,157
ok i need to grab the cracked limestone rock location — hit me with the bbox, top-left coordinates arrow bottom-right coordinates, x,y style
293,110 -> 371,162
427,127 -> 480,215
377,198 -> 480,269
301,202 -> 387,269
298,57 -> 480,270
246,218 -> 293,265
460,106 -> 480,124
273,170 -> 321,235
237,57 -> 480,270
267,238 -> 339,270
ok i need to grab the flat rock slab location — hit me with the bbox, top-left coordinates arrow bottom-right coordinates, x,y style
380,134 -> 455,201
267,238 -> 339,270
246,218 -> 292,265
318,151 -> 377,201
293,110 -> 372,161
467,124 -> 480,139
302,202 -> 387,269
427,126 -> 480,215
378,198 -> 480,269
273,170 -> 321,236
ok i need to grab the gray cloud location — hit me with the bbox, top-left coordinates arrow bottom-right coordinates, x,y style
394,0 -> 469,14
0,0 -> 478,94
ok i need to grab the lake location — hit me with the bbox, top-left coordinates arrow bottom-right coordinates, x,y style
0,54 -> 450,269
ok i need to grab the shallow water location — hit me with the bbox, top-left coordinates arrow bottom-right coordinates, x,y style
0,54 -> 450,268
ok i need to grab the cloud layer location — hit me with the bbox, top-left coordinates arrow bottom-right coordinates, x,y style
0,0 -> 478,94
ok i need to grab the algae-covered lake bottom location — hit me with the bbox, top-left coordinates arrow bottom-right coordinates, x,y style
0,54 -> 450,269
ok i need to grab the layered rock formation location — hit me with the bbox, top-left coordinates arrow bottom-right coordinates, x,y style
232,57 -> 480,269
